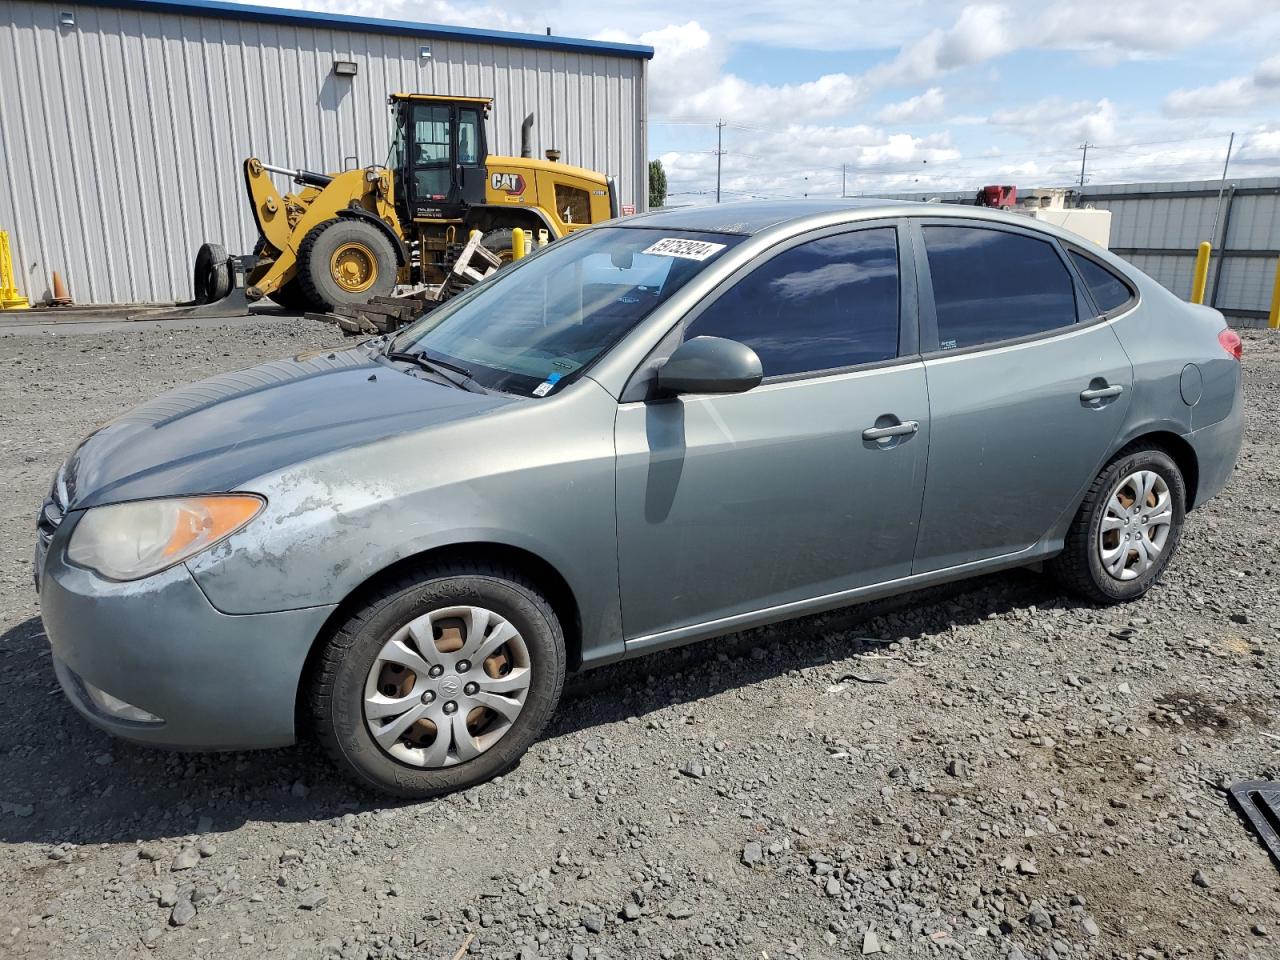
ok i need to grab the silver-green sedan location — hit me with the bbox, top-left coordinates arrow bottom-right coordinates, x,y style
36,200 -> 1244,797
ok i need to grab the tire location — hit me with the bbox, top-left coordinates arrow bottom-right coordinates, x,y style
1050,444 -> 1186,604
479,228 -> 516,266
310,564 -> 566,798
192,242 -> 232,304
268,279 -> 313,312
297,219 -> 398,310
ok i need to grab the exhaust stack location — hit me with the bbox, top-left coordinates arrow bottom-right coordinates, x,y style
520,114 -> 534,158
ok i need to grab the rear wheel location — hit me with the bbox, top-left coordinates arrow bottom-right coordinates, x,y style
298,219 -> 397,310
310,565 -> 566,798
1050,445 -> 1185,603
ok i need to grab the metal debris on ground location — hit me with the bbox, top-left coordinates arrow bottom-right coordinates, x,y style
1228,781 -> 1280,869
837,673 -> 894,685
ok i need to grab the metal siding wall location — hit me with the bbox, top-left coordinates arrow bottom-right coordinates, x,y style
0,0 -> 645,303
1081,178 -> 1280,322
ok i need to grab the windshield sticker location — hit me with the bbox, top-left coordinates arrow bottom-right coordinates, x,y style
641,237 -> 727,261
532,380 -> 555,397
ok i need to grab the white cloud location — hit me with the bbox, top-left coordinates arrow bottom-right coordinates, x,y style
1165,55 -> 1280,116
989,98 -> 1119,145
876,87 -> 946,124
1040,0 -> 1276,62
869,4 -> 1016,86
595,21 -> 865,124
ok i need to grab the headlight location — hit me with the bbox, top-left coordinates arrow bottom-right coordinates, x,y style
67,495 -> 264,581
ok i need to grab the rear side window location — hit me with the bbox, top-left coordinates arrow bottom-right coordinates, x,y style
685,228 -> 899,377
924,225 -> 1078,350
1069,251 -> 1134,315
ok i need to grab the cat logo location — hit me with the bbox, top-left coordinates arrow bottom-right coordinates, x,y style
490,172 -> 526,195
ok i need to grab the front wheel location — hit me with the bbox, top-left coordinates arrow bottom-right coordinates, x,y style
297,219 -> 398,310
310,565 -> 566,798
1050,445 -> 1185,603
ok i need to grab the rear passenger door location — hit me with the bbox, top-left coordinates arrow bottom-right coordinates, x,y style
911,220 -> 1133,573
614,223 -> 931,641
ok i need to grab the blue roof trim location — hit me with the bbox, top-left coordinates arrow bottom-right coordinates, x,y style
68,0 -> 655,59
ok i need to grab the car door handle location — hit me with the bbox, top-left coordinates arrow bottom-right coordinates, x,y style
862,420 -> 919,441
1080,384 -> 1124,401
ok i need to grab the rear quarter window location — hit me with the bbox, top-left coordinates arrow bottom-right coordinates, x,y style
1069,251 -> 1136,315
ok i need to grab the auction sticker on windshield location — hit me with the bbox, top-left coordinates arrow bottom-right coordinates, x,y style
641,238 -> 727,261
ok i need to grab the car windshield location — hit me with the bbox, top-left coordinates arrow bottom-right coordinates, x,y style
389,227 -> 743,396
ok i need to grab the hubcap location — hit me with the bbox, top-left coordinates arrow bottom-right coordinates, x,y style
1098,469 -> 1172,581
363,606 -> 531,768
330,242 -> 378,293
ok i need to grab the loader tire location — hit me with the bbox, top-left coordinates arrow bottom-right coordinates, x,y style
480,228 -> 516,266
298,220 -> 397,310
269,279 -> 313,312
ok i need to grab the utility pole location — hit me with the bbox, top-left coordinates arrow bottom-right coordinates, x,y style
1209,131 -> 1235,243
1078,142 -> 1091,188
715,119 -> 725,204
842,163 -> 846,198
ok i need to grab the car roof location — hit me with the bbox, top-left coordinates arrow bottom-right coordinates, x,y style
619,199 -> 906,236
616,197 -> 1095,242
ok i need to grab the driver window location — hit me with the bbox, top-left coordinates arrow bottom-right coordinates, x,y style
685,228 -> 901,377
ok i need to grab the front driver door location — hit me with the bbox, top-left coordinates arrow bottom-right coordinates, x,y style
453,106 -> 487,208
407,103 -> 455,219
614,223 -> 931,644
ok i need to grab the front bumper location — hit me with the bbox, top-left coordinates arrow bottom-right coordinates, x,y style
38,539 -> 336,751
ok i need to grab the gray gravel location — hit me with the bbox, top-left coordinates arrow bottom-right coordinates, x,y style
0,318 -> 1277,960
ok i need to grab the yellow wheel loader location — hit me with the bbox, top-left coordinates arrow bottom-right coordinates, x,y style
188,94 -> 620,314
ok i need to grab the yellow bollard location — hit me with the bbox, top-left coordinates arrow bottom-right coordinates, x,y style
1269,258 -> 1280,330
512,227 -> 527,261
0,230 -> 30,310
1190,241 -> 1211,305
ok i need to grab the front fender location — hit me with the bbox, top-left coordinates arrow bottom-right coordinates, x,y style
185,379 -> 626,664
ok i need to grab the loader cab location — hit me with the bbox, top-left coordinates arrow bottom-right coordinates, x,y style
389,94 -> 490,222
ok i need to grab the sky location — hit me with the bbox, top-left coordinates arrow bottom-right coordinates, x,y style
254,0 -> 1280,203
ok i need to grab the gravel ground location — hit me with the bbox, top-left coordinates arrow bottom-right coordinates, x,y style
0,319 -> 1277,960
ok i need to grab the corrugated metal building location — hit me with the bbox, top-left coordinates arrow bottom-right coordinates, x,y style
0,0 -> 652,304
1085,177 -> 1280,326
874,177 -> 1280,326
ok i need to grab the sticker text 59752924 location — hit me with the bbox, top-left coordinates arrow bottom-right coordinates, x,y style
641,238 -> 727,261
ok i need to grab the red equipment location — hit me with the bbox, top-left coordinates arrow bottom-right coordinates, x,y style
978,185 -> 1017,208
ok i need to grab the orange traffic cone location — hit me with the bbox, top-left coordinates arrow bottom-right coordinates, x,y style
50,271 -> 72,306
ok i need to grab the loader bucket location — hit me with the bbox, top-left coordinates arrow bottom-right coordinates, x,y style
129,243 -> 255,321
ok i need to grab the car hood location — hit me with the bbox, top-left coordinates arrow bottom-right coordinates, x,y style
60,343 -> 515,510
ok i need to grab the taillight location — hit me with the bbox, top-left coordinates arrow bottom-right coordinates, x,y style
1218,328 -> 1242,360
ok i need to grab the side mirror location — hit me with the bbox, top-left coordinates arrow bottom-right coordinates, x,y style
656,336 -> 763,396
